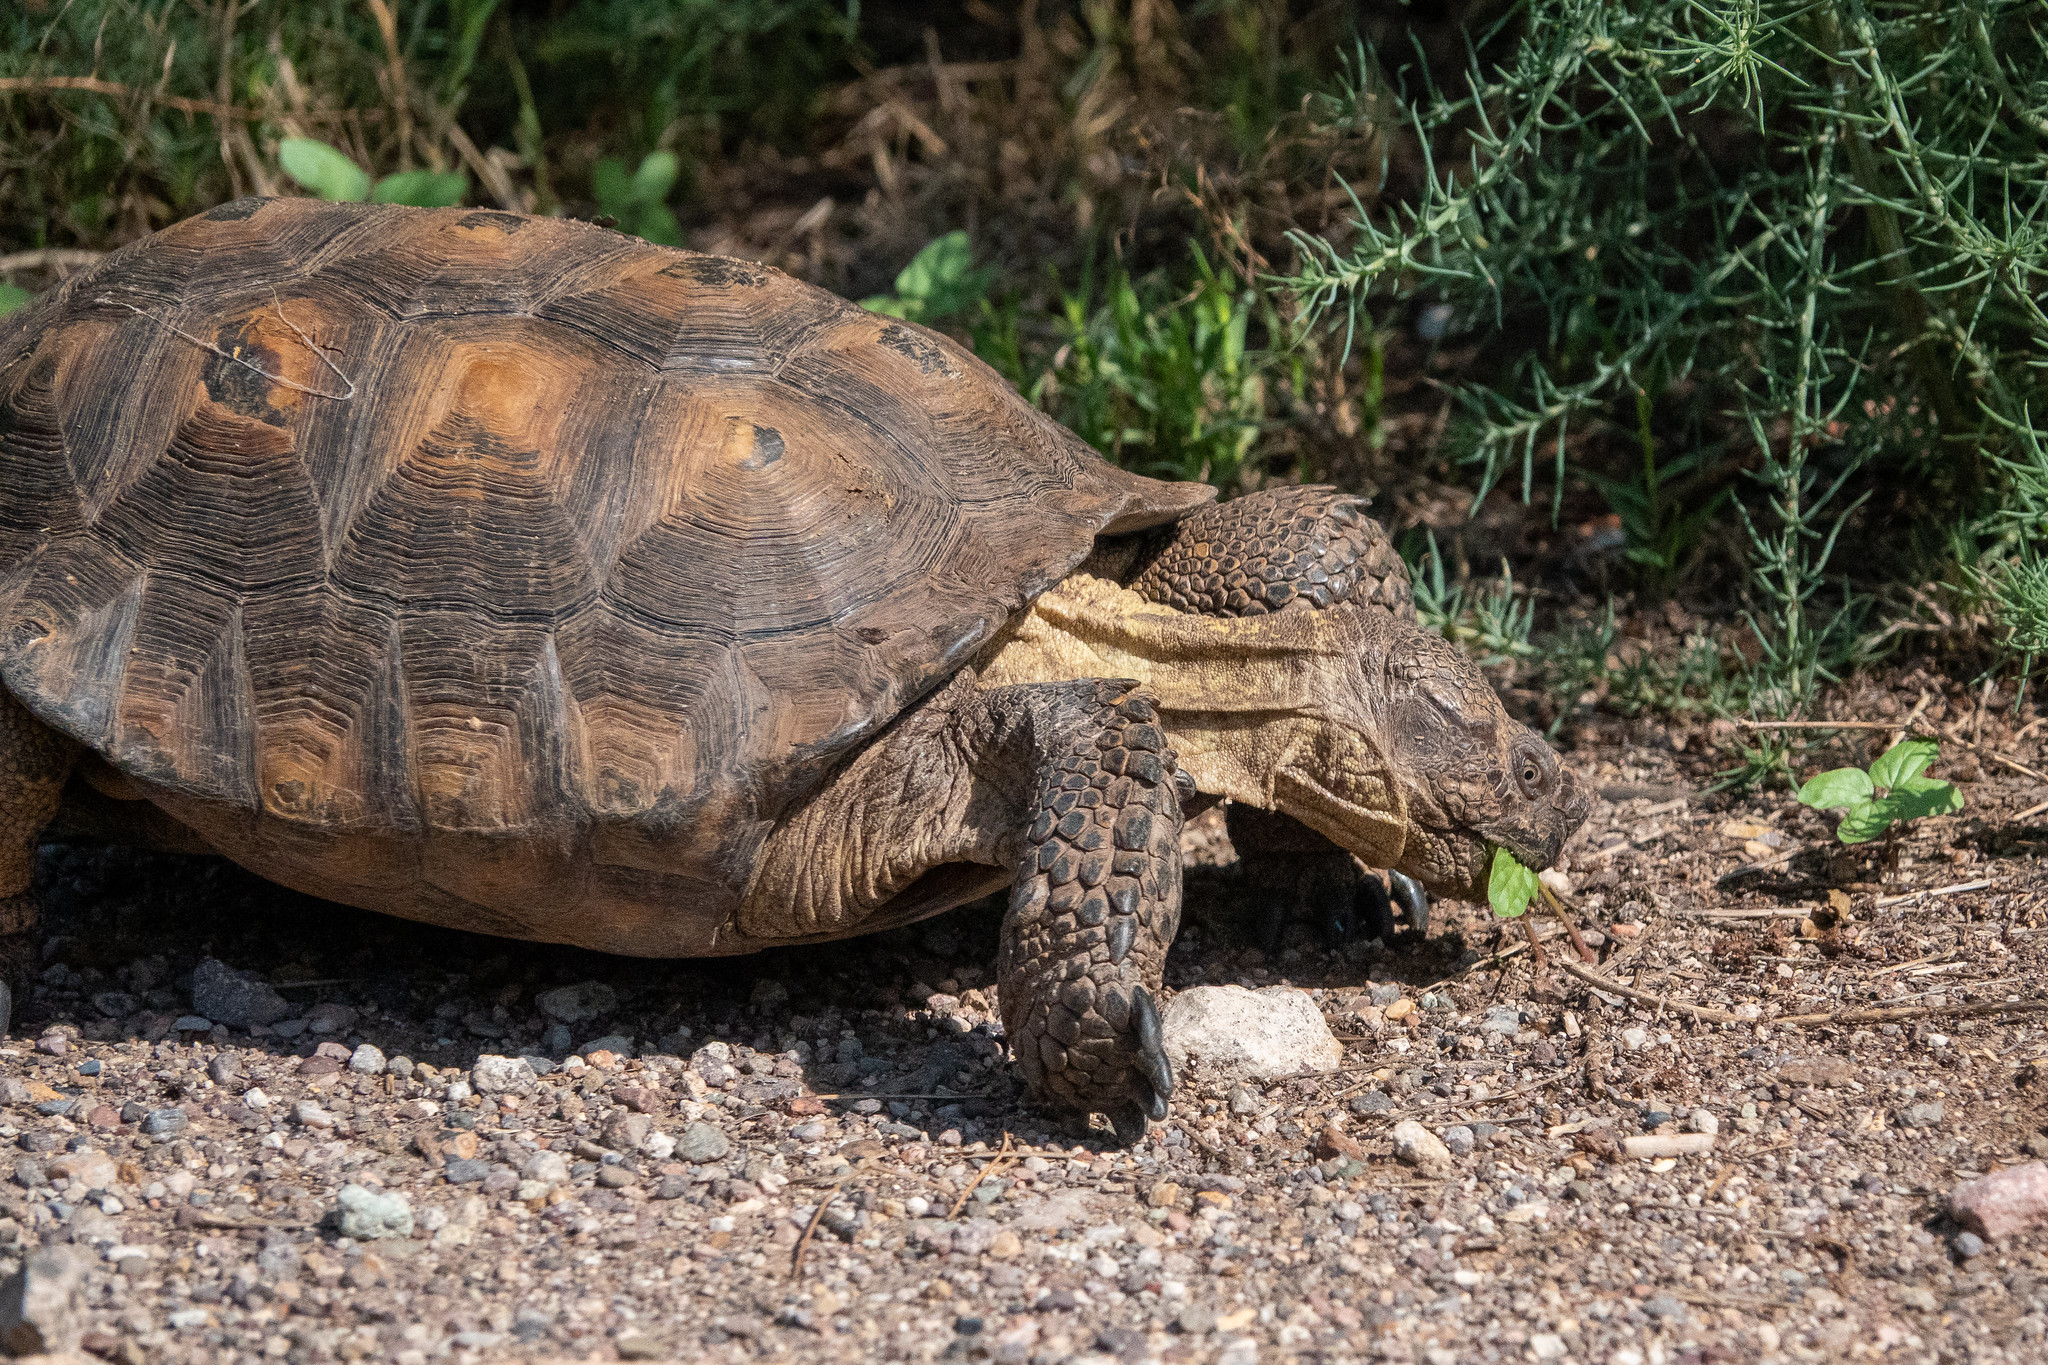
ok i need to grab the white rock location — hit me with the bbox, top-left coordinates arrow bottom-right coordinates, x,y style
331,1184 -> 412,1240
1690,1108 -> 1719,1136
1160,985 -> 1342,1082
0,1248 -> 84,1354
46,1149 -> 117,1192
1621,1027 -> 1649,1050
470,1054 -> 538,1095
293,1100 -> 334,1129
348,1044 -> 386,1075
1530,1334 -> 1567,1361
243,1088 -> 270,1109
1390,1120 -> 1454,1177
522,1151 -> 570,1187
1622,1133 -> 1715,1158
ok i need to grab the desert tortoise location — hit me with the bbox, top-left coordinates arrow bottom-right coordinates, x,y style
0,199 -> 1587,1132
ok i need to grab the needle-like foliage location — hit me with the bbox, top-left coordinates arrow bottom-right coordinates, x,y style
1277,0 -> 2048,711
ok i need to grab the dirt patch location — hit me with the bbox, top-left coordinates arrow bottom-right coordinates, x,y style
2,723 -> 2045,1364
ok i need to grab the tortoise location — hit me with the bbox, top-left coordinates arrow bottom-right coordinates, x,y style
0,199 -> 1588,1133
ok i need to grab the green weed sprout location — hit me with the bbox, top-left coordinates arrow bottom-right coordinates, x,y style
1487,846 -> 1540,919
278,139 -> 468,209
862,233 -> 995,325
1795,739 -> 1963,845
591,152 -> 683,246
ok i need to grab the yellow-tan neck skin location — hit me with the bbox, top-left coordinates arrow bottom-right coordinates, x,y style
973,571 -> 1409,867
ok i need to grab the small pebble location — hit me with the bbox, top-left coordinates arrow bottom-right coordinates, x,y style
1954,1231 -> 1986,1259
349,1044 -> 387,1074
676,1123 -> 730,1163
140,1108 -> 187,1137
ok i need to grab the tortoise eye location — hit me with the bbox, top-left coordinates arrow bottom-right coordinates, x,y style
1514,746 -> 1549,798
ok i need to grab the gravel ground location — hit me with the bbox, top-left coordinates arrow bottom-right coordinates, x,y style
3,710 -> 2046,1365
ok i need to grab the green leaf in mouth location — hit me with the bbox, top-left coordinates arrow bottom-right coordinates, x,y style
1488,845 -> 1540,919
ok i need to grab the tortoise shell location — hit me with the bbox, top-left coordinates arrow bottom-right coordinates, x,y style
0,198 -> 1210,954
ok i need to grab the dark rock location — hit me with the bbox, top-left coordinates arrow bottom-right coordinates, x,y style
189,959 -> 290,1029
140,1108 -> 187,1137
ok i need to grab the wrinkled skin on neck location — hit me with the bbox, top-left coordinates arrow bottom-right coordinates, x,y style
975,575 -> 1590,898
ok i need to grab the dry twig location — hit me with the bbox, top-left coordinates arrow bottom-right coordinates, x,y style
1558,959 -> 1745,1024
791,1175 -> 849,1281
0,75 -> 369,124
0,249 -> 105,274
1772,998 -> 2048,1027
947,1131 -> 1014,1219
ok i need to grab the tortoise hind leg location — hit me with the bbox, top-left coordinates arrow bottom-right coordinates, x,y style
0,692 -> 78,1037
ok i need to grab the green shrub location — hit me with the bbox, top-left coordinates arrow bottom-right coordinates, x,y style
979,251 -> 1284,490
1278,0 -> 2048,708
590,152 -> 682,245
0,0 -> 858,250
278,139 -> 467,207
863,233 -> 996,325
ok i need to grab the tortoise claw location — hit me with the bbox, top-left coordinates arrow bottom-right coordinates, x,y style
1390,870 -> 1428,934
1310,877 -> 1351,947
1131,986 -> 1174,1106
1109,1101 -> 1153,1146
1356,874 -> 1396,943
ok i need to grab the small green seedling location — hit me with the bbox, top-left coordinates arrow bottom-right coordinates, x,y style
279,138 -> 468,208
591,152 -> 683,246
1488,845 -> 1540,919
862,232 -> 995,324
1795,738 -> 1964,844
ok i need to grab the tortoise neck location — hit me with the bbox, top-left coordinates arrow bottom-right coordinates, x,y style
971,573 -> 1409,866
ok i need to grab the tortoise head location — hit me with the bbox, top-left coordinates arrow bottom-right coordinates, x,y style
1274,609 -> 1590,901
1374,622 -> 1589,899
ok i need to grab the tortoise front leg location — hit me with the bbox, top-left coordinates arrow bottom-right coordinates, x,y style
0,692 -> 78,1036
748,675 -> 1183,1134
997,680 -> 1182,1138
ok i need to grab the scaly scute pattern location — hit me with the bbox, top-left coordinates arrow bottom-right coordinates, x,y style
0,199 -> 1212,954
998,680 -> 1182,1125
1129,484 -> 1414,619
